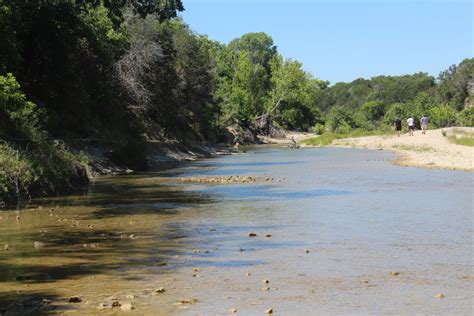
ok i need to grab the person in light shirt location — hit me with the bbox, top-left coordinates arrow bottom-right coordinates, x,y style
407,116 -> 415,136
420,114 -> 428,134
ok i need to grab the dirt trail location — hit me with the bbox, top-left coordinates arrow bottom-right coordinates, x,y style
331,127 -> 474,171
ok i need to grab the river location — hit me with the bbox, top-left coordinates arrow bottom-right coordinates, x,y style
0,147 -> 472,315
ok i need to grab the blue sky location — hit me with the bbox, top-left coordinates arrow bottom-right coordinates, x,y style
181,0 -> 473,84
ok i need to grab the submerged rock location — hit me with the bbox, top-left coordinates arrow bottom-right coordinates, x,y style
33,241 -> 45,249
68,296 -> 82,303
98,302 -> 111,309
120,302 -> 134,311
154,287 -> 166,294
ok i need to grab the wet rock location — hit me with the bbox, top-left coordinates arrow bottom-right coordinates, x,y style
120,302 -> 134,311
98,302 -> 111,309
228,307 -> 238,313
391,272 -> 400,276
177,298 -> 199,305
435,293 -> 445,299
265,308 -> 273,314
14,275 -> 32,281
154,287 -> 166,294
83,243 -> 99,249
68,296 -> 82,303
33,241 -> 45,249
112,301 -> 121,308
248,233 -> 257,237
41,299 -> 52,305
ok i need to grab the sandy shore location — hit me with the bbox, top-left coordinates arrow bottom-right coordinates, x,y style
258,131 -> 317,145
328,127 -> 474,171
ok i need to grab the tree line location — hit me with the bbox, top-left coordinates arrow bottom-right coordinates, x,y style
0,0 -> 473,202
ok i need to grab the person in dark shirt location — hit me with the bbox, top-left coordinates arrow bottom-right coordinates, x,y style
394,118 -> 402,137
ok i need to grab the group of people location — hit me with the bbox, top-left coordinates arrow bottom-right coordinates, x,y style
394,115 -> 428,137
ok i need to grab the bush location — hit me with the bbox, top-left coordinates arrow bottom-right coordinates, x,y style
428,104 -> 456,128
0,74 -> 88,204
0,73 -> 45,141
456,107 -> 474,126
325,106 -> 354,132
312,123 -> 325,135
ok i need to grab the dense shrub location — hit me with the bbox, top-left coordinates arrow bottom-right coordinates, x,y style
429,105 -> 457,128
456,107 -> 474,126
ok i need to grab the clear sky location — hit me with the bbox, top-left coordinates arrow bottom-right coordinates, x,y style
181,0 -> 473,84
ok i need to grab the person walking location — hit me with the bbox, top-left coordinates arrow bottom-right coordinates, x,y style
394,118 -> 402,137
420,114 -> 428,134
407,116 -> 415,136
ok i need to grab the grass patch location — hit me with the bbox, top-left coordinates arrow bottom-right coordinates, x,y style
392,144 -> 435,153
302,130 -> 390,146
448,135 -> 474,147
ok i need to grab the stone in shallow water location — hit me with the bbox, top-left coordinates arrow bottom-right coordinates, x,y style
68,296 -> 81,303
98,302 -> 111,309
33,241 -> 45,249
120,302 -> 134,311
154,287 -> 166,294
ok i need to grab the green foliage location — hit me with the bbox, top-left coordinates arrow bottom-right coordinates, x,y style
325,106 -> 354,132
456,107 -> 474,126
437,58 -> 474,110
0,73 -> 45,141
312,123 -> 325,135
315,73 -> 434,113
448,135 -> 474,147
0,74 -> 87,203
428,105 -> 457,128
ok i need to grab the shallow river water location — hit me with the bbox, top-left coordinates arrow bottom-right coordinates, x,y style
0,147 -> 472,315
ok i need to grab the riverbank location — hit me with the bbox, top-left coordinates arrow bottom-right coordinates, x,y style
81,140 -> 232,178
257,131 -> 317,145
323,127 -> 474,171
